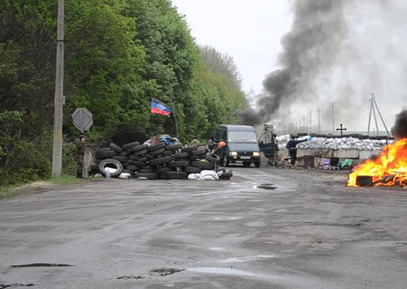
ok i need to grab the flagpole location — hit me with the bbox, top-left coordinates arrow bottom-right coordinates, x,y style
171,99 -> 180,139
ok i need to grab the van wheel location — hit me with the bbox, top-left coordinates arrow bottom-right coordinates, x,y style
223,155 -> 229,167
255,161 -> 260,168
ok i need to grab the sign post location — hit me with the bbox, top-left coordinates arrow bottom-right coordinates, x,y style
72,108 -> 93,178
72,108 -> 93,133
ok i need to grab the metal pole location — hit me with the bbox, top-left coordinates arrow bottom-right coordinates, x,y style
372,97 -> 390,137
332,102 -> 335,134
372,102 -> 379,135
52,0 -> 64,177
367,95 -> 373,136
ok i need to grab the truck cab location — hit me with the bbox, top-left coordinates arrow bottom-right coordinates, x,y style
215,125 -> 261,168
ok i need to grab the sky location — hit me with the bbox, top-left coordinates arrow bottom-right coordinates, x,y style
171,0 -> 407,134
171,0 -> 293,95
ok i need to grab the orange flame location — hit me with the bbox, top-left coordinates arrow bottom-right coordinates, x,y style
347,138 -> 407,187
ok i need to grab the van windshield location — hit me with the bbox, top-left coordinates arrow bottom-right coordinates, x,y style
228,131 -> 257,143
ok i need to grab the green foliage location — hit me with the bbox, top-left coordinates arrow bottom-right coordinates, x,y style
0,110 -> 52,186
0,0 -> 249,187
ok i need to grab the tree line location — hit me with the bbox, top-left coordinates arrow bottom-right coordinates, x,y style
0,0 -> 248,186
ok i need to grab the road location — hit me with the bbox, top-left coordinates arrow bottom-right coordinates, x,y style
1,166 -> 406,289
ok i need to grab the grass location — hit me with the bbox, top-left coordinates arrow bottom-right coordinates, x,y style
0,174 -> 83,199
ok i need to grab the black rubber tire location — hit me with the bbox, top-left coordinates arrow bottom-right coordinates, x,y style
125,165 -> 139,172
150,147 -> 166,156
162,150 -> 173,157
149,142 -> 165,151
162,171 -> 188,179
140,168 -> 156,173
190,156 -> 206,161
120,151 -> 131,156
109,143 -> 123,154
96,148 -> 117,159
156,166 -> 172,173
144,154 -> 155,160
149,156 -> 173,166
129,160 -> 146,167
165,143 -> 182,151
129,155 -> 139,161
132,144 -> 149,152
122,141 -> 140,151
181,145 -> 197,152
138,172 -> 158,180
255,161 -> 260,168
185,166 -> 202,174
98,159 -> 123,177
173,152 -> 190,159
206,152 -> 220,163
191,148 -> 206,156
168,160 -> 189,168
133,148 -> 148,156
138,157 -> 148,162
112,156 -> 130,163
191,160 -> 215,170
222,170 -> 233,178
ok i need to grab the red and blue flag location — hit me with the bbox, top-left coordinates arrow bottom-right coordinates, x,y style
151,98 -> 172,116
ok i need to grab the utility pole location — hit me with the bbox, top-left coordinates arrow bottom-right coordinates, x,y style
52,0 -> 64,177
331,102 -> 335,134
367,93 -> 390,137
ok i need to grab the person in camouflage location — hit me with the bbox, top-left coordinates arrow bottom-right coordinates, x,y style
76,134 -> 86,178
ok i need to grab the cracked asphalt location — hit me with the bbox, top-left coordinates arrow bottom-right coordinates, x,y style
1,167 -> 406,289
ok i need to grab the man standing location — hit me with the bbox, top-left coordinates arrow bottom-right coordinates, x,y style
76,134 -> 86,178
286,135 -> 310,166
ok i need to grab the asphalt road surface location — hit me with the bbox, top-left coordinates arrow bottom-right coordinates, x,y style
1,166 -> 406,289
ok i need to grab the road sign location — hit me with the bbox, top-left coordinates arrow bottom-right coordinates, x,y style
72,108 -> 93,133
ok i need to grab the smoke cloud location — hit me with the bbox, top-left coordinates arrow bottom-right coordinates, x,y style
237,0 -> 348,126
237,1 -> 407,133
391,110 -> 407,140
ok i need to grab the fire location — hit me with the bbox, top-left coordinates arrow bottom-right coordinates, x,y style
347,138 -> 407,187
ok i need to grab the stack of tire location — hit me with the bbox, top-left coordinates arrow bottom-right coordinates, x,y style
95,141 -> 232,180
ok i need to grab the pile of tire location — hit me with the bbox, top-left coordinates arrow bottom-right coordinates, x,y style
95,141 -> 230,180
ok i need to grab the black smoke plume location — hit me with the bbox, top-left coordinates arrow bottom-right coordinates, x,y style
391,110 -> 407,140
236,0 -> 348,126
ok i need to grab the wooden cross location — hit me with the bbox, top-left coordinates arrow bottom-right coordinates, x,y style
336,123 -> 347,136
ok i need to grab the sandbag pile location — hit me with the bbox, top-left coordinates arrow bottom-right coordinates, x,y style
95,141 -> 230,180
277,135 -> 391,151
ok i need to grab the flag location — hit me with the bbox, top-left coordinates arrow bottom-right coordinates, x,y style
151,98 -> 172,116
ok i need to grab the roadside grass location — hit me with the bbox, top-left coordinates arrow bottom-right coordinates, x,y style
0,174 -> 84,199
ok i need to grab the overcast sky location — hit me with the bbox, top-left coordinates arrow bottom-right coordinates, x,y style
171,0 -> 293,94
171,0 -> 407,133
